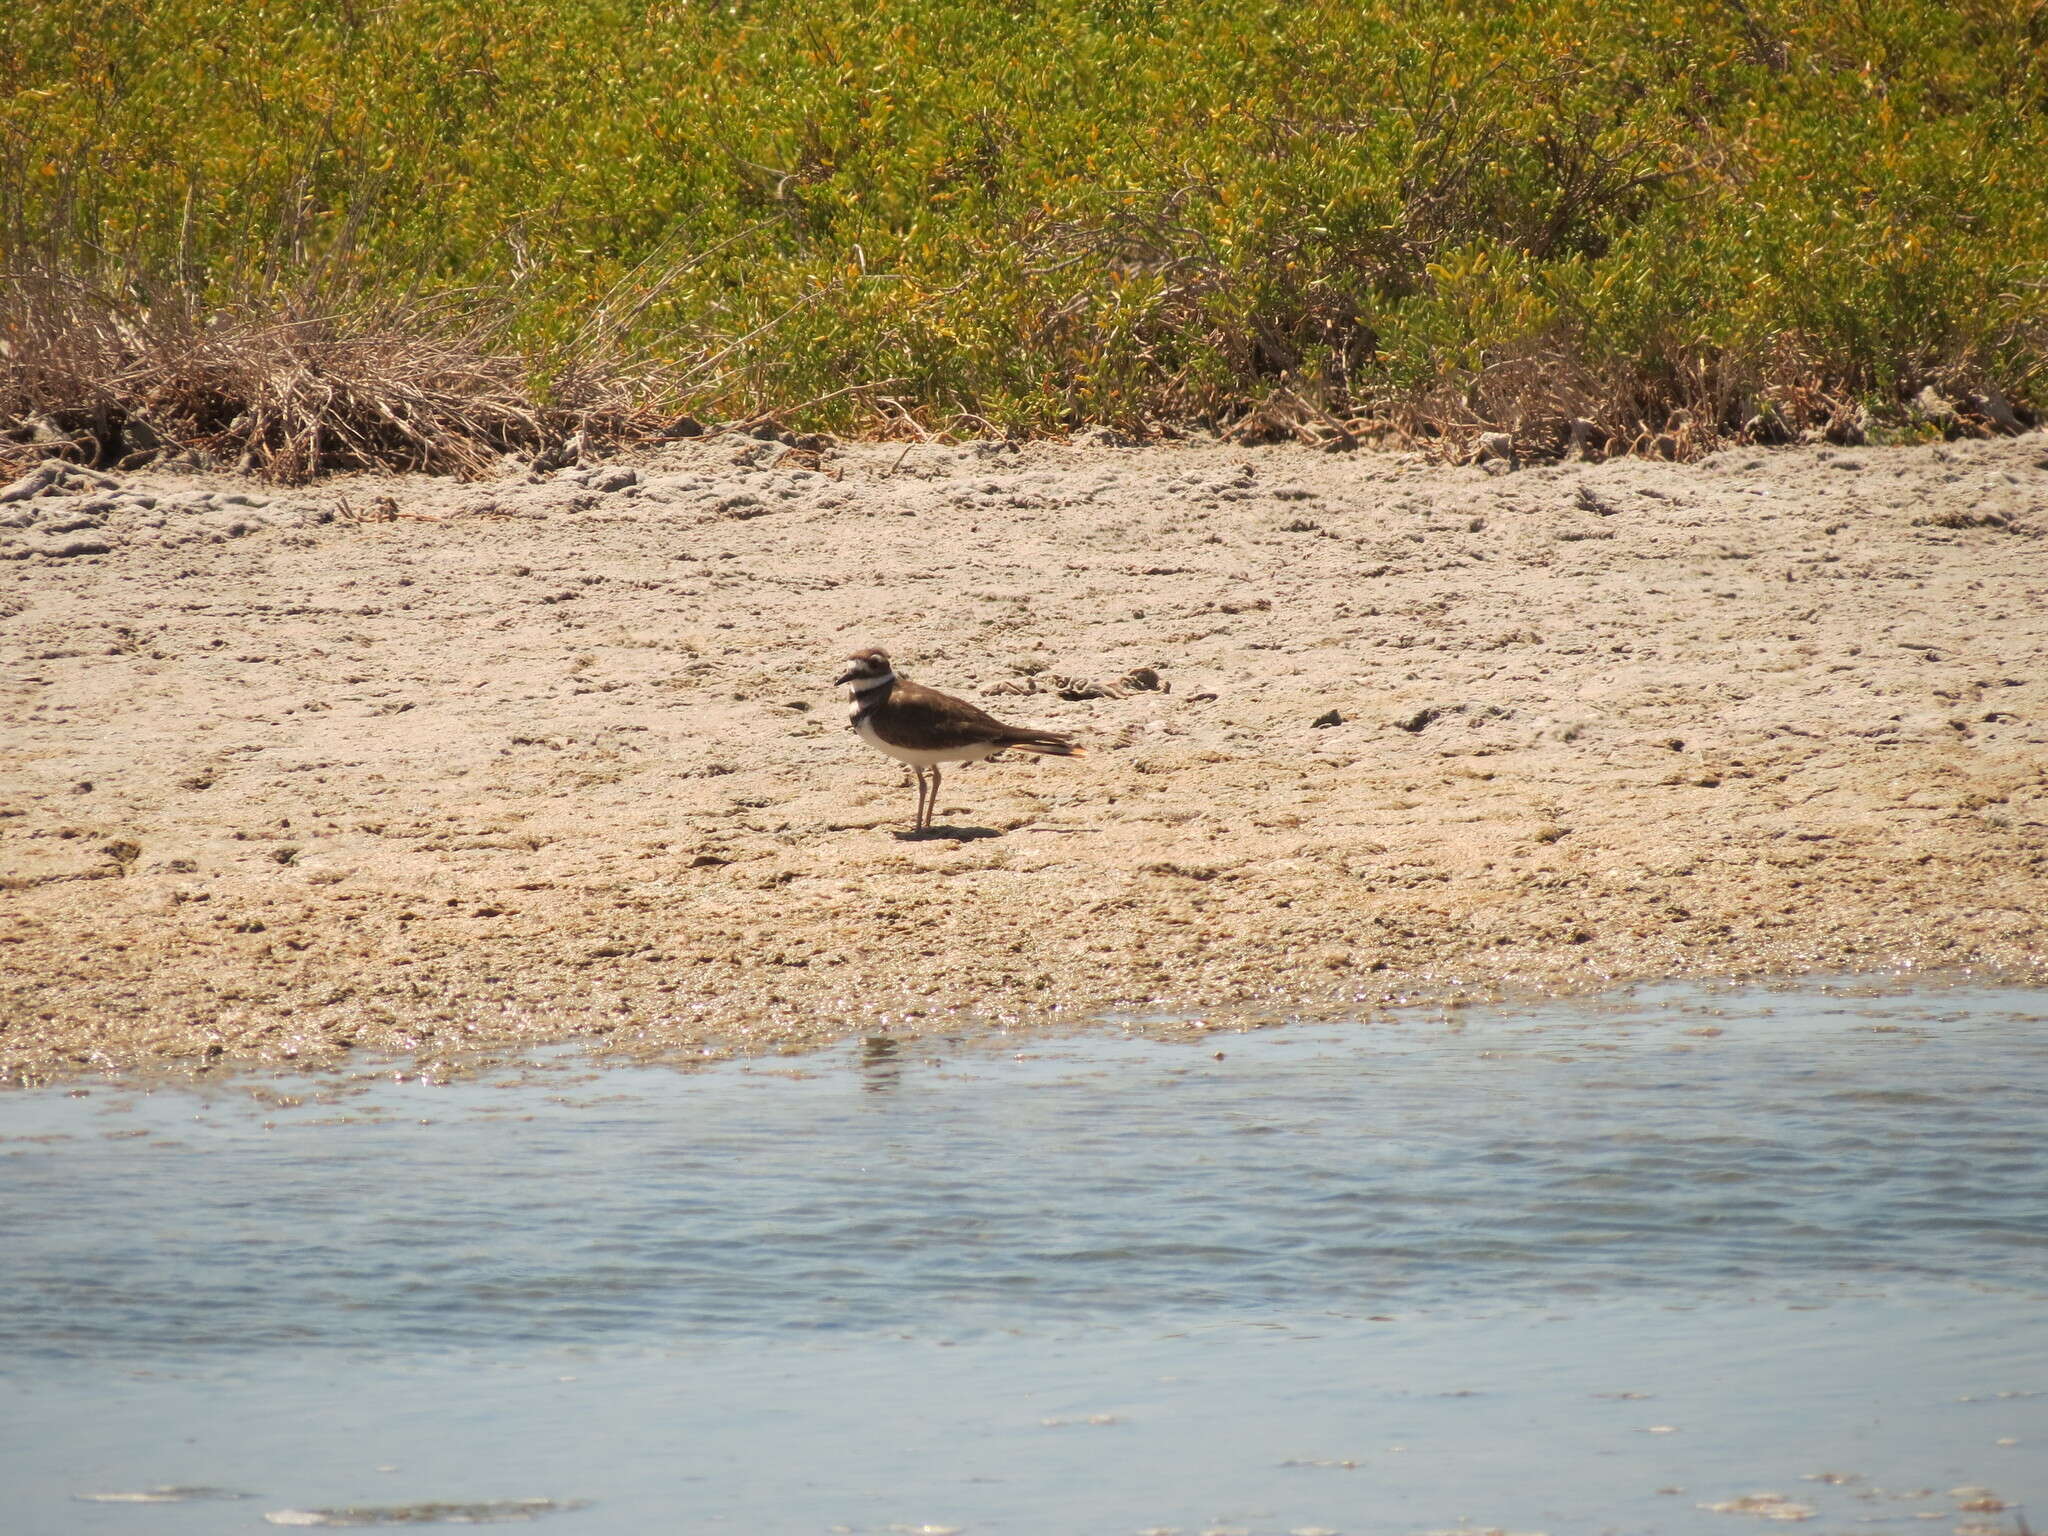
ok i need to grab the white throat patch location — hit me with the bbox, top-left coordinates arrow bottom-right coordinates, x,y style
846,670 -> 896,724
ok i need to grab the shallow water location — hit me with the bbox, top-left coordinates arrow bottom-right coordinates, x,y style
3,981 -> 2045,1534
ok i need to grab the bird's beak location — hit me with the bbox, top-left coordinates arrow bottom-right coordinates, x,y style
833,667 -> 861,687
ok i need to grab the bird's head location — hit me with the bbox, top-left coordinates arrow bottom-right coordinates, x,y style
835,647 -> 895,690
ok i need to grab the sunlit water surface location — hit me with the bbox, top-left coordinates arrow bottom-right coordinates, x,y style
3,981 -> 2045,1534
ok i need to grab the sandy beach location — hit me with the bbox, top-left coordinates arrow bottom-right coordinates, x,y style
3,430 -> 2046,1083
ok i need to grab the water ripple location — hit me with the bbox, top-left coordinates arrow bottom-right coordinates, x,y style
2,984 -> 2045,1360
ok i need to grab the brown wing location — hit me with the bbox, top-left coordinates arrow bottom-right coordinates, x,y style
890,678 -> 1074,752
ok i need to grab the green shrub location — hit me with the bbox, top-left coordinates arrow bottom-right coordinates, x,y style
4,0 -> 2043,468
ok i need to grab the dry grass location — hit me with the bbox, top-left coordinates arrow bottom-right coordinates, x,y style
0,269 -> 656,483
1208,332 -> 2046,466
5,258 -> 2037,480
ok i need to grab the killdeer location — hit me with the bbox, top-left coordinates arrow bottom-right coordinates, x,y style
835,647 -> 1083,830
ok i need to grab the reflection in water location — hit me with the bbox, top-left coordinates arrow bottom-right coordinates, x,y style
2,982 -> 2045,1535
857,1033 -> 902,1092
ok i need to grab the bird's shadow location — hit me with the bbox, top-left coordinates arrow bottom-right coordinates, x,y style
892,824 -> 1003,842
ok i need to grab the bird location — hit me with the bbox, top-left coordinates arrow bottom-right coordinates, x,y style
834,647 -> 1084,831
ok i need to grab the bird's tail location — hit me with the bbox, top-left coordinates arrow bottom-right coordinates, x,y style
1002,730 -> 1085,758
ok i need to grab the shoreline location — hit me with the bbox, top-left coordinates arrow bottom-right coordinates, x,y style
4,432 -> 2046,1084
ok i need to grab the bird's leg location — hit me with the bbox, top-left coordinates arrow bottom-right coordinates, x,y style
913,767 -> 929,830
928,764 -> 943,829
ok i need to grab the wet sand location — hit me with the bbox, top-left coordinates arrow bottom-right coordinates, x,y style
3,431 -> 2046,1082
